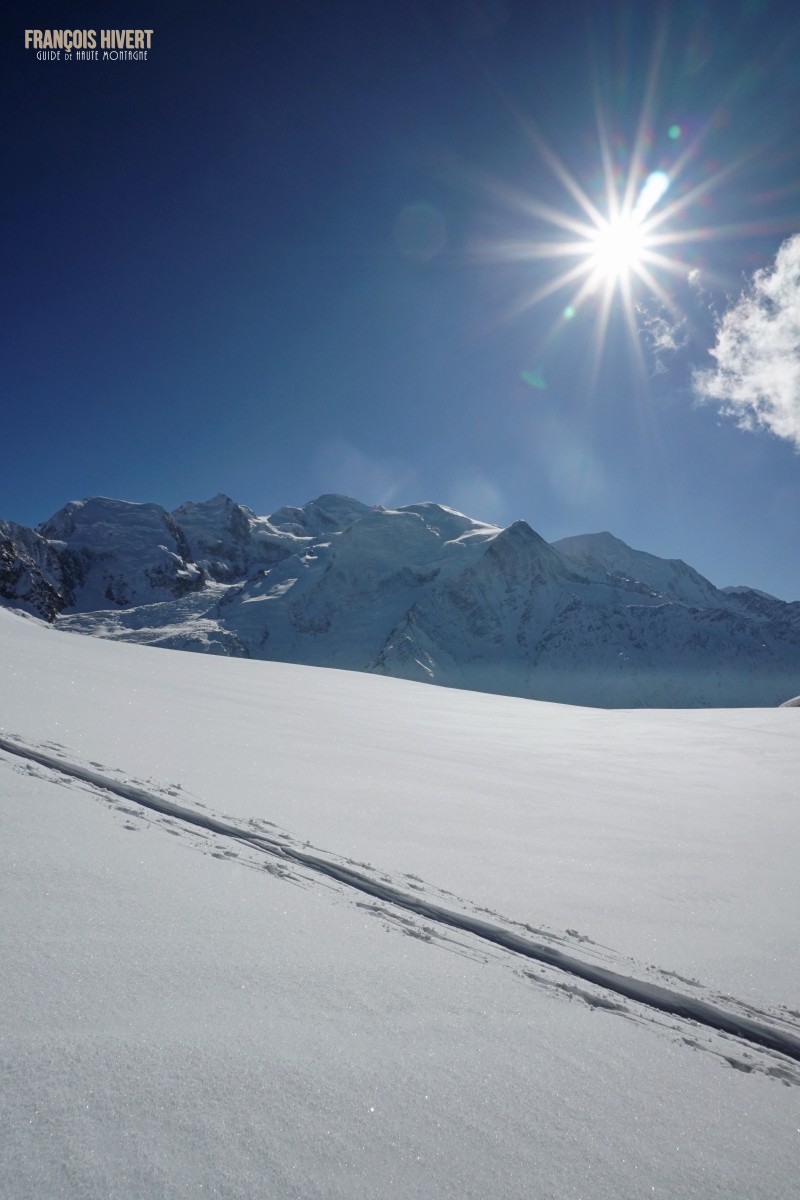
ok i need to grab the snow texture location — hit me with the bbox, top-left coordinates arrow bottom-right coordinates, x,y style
1,607 -> 799,1197
1,614 -> 800,1195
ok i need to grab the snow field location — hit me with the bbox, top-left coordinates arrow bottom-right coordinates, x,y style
2,767 -> 799,1200
2,610 -> 798,1007
1,608 -> 799,1197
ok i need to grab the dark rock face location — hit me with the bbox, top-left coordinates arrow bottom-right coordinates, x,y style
0,522 -> 72,621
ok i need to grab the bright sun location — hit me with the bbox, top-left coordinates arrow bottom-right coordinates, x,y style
477,45 -> 790,380
588,213 -> 646,279
573,167 -> 671,295
482,140 -> 693,375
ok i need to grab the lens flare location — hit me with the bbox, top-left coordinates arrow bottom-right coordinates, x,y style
635,171 -> 670,219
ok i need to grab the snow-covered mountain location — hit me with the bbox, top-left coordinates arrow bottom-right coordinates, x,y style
2,492 -> 799,707
551,530 -> 724,609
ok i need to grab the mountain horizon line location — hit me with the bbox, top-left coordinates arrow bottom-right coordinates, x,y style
6,488 -> 782,600
2,490 -> 798,709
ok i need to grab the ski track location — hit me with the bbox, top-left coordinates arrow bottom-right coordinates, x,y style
3,732 -> 799,1071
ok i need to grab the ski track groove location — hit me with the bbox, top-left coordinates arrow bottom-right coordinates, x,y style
3,732 -> 799,1068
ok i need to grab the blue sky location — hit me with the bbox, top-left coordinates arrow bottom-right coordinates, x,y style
4,0 -> 800,598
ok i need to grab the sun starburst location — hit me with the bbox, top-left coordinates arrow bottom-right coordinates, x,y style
481,141 -> 694,348
467,45 -> 756,385
468,36 -> 800,396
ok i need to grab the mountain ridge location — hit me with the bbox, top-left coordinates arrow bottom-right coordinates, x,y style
1,492 -> 798,708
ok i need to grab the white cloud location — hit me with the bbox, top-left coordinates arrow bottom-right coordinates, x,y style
643,311 -> 687,354
693,234 -> 800,449
638,305 -> 688,376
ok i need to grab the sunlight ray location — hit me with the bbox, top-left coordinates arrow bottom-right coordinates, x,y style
633,262 -> 685,320
476,239 -> 603,263
639,252 -> 699,283
525,130 -> 607,231
502,258 -> 598,320
644,159 -> 745,233
620,272 -> 649,379
621,18 -> 665,220
594,105 -> 622,226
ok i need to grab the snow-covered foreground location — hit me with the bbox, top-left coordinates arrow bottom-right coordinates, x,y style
2,609 -> 799,1198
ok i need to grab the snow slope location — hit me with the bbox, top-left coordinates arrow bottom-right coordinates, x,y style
1,609 -> 799,1198
552,530 -> 723,608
